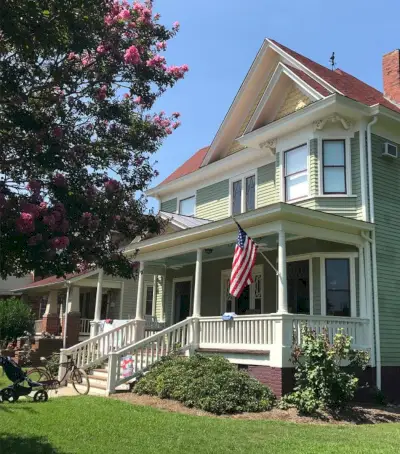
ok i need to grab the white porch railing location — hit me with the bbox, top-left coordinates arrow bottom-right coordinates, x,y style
79,318 -> 91,335
59,319 -> 138,373
199,315 -> 277,350
107,318 -> 194,394
291,315 -> 370,349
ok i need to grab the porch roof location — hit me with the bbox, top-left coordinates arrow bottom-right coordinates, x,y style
125,202 -> 373,262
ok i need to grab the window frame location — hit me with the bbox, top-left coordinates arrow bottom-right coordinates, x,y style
178,195 -> 196,217
284,143 -> 309,202
322,139 -> 347,195
229,170 -> 257,216
144,283 -> 155,317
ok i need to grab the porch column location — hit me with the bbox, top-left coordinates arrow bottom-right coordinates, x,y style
42,290 -> 59,335
134,262 -> 146,342
359,246 -> 367,318
90,268 -> 104,337
63,286 -> 81,347
277,228 -> 288,314
193,249 -> 203,317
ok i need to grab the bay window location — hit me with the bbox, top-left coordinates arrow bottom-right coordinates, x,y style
322,140 -> 346,194
284,144 -> 308,201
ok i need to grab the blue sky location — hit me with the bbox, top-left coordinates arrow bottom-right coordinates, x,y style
147,0 -> 399,211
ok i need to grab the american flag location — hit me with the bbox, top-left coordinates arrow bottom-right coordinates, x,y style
229,222 -> 258,298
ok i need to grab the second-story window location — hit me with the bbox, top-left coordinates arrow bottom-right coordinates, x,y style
322,140 -> 346,194
179,196 -> 195,216
231,174 -> 256,215
285,144 -> 308,201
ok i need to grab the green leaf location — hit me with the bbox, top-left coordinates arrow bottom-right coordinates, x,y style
42,10 -> 50,16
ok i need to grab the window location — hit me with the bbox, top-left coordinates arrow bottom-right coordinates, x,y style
322,140 -> 346,194
285,144 -> 308,201
287,260 -> 310,314
145,285 -> 154,316
231,174 -> 256,215
179,196 -> 195,216
325,259 -> 351,316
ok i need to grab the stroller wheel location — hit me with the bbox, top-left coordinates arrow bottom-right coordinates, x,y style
33,390 -> 48,402
0,388 -> 18,403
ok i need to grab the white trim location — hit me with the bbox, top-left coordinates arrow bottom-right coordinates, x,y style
319,253 -> 357,318
171,276 -> 193,324
118,281 -> 125,319
229,169 -> 258,216
143,282 -> 155,317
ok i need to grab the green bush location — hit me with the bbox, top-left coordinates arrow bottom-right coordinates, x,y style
134,354 -> 275,414
281,326 -> 370,414
0,297 -> 35,348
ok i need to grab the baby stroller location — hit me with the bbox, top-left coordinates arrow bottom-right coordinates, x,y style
0,356 -> 49,403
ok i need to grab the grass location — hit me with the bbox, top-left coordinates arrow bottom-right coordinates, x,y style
0,397 -> 400,453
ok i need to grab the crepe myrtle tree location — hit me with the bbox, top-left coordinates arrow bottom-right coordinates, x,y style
0,0 -> 188,279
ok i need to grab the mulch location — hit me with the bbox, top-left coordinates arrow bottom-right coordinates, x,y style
110,393 -> 400,425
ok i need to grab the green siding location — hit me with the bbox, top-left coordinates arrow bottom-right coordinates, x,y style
257,162 -> 276,208
309,139 -> 319,197
196,180 -> 229,221
160,198 -> 177,213
312,257 -> 321,315
155,276 -> 164,321
371,133 -> 400,366
275,151 -> 281,200
351,133 -> 362,218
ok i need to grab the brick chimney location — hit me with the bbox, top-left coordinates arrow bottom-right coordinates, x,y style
383,49 -> 400,104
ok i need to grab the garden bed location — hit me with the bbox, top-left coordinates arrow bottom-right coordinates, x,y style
111,393 -> 400,425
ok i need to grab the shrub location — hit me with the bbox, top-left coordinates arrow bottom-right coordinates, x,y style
0,297 -> 35,348
281,326 -> 370,415
134,354 -> 275,415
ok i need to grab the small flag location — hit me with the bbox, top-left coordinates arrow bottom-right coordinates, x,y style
229,222 -> 258,298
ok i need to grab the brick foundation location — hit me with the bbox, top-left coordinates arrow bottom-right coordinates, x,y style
61,312 -> 81,347
381,367 -> 400,403
247,365 -> 294,398
41,314 -> 60,335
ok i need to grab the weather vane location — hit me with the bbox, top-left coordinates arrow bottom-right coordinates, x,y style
330,52 -> 336,70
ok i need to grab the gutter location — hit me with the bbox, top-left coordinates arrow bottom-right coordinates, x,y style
366,116 -> 381,390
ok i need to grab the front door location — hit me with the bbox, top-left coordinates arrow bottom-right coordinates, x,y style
287,260 -> 310,314
174,280 -> 192,323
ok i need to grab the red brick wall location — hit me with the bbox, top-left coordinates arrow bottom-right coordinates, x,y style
383,49 -> 400,103
247,365 -> 294,398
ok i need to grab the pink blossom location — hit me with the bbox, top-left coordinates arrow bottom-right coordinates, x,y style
165,127 -> 172,135
96,85 -> 108,101
154,170 -> 159,177
16,212 -> 35,233
39,202 -> 47,211
134,157 -> 144,166
166,64 -> 189,79
27,180 -> 41,194
172,121 -> 181,130
146,55 -> 166,68
139,8 -> 152,24
28,233 -> 43,246
124,45 -> 141,65
154,13 -> 160,20
81,53 -> 93,66
53,173 -> 67,187
67,52 -> 77,60
104,15 -> 113,26
21,203 -> 40,219
156,41 -> 167,51
133,2 -> 144,12
123,93 -> 130,99
50,236 -> 70,250
172,112 -> 181,119
43,215 -> 56,229
97,44 -> 107,54
53,126 -> 63,138
173,21 -> 180,30
133,96 -> 143,105
104,179 -> 120,193
119,9 -> 130,19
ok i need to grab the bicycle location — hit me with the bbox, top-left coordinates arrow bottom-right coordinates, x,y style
27,354 -> 90,395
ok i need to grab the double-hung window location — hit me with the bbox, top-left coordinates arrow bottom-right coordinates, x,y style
231,174 -> 256,215
322,140 -> 346,194
284,144 -> 308,201
179,196 -> 195,216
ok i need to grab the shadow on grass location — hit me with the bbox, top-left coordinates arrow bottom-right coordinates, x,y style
0,435 -> 63,453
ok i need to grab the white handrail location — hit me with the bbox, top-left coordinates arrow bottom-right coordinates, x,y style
107,317 -> 194,394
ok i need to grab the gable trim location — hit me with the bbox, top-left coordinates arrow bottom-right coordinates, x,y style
245,62 -> 323,134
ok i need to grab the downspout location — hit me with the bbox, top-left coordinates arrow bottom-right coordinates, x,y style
367,116 -> 381,390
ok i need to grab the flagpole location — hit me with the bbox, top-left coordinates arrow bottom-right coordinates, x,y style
231,216 -> 279,275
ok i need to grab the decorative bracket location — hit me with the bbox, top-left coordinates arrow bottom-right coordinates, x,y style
313,114 -> 353,131
259,138 -> 277,153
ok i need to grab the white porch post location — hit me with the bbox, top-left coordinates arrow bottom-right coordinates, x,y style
277,228 -> 288,314
134,262 -> 146,342
90,268 -> 104,337
67,286 -> 80,313
191,249 -> 203,351
359,246 -> 367,318
44,290 -> 58,315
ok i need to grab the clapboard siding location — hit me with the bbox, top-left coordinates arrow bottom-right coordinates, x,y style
155,276 -> 164,321
257,162 -> 276,207
372,133 -> 400,366
196,179 -> 229,221
160,198 -> 177,213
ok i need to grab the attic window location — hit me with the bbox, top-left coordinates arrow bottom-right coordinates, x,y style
179,196 -> 195,216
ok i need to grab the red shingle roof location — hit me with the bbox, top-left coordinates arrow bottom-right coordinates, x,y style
161,146 -> 209,185
14,270 -> 93,291
285,64 -> 331,97
271,39 -> 400,113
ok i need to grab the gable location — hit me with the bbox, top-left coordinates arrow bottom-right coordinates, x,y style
275,84 -> 313,121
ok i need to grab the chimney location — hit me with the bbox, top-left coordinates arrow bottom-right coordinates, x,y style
383,49 -> 400,104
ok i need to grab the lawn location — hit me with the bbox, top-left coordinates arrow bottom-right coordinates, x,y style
1,397 -> 400,453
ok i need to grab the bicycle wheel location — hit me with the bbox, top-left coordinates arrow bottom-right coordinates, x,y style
27,367 -> 51,383
71,368 -> 90,395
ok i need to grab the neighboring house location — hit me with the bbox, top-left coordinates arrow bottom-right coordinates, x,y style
17,40 -> 400,400
0,274 -> 34,298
